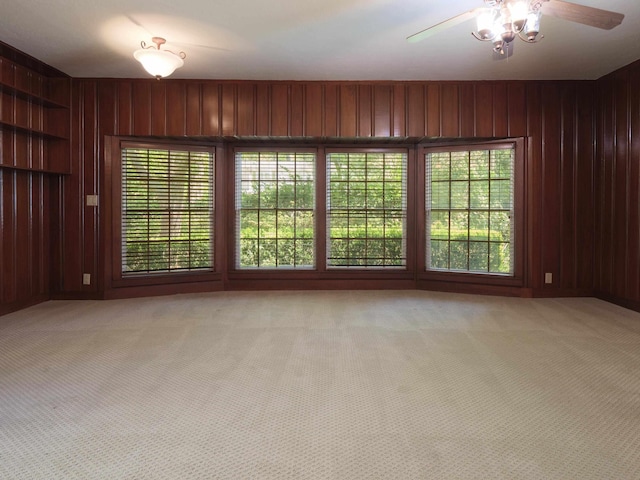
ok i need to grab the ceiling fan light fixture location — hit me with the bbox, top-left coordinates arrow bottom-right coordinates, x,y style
133,37 -> 186,79
476,9 -> 498,39
508,0 -> 529,31
472,0 -> 547,55
523,11 -> 542,41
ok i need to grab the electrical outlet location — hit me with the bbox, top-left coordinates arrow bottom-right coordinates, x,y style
86,195 -> 98,207
544,272 -> 553,284
83,273 -> 91,285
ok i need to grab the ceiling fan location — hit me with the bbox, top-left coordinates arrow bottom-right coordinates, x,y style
407,0 -> 624,59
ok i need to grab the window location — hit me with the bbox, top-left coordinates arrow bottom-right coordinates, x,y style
425,146 -> 515,275
120,146 -> 214,275
327,151 -> 407,268
236,151 -> 315,268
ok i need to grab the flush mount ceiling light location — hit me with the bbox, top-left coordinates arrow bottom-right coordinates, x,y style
133,37 -> 186,79
407,0 -> 624,60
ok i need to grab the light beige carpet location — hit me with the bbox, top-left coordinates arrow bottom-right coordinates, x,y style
1,290 -> 640,479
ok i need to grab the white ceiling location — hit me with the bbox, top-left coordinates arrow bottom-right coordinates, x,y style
2,0 -> 639,81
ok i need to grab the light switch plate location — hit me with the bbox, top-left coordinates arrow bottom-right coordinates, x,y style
86,195 -> 98,207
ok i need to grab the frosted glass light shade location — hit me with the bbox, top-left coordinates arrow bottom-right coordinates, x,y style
476,9 -> 497,40
133,48 -> 184,78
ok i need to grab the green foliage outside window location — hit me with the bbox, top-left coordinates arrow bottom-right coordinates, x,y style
426,148 -> 514,274
327,152 -> 407,268
236,152 -> 315,268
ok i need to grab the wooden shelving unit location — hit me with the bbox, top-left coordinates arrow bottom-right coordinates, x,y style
0,57 -> 71,174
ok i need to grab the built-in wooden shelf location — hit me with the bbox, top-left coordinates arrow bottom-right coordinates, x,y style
0,162 -> 71,175
0,82 -> 68,109
0,119 -> 69,140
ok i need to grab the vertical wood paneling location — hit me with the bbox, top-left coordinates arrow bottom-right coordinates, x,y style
78,82 -> 97,292
305,84 -> 322,137
1,85 -> 15,166
426,84 -> 440,137
358,85 -> 372,137
271,84 -> 289,136
407,84 -> 425,137
166,82 -> 186,136
613,73 -> 629,299
493,84 -> 508,137
256,83 -> 270,135
526,83 -> 543,289
290,84 -> 304,137
373,85 -> 391,137
628,67 -> 640,300
117,82 -> 132,135
541,84 -> 562,289
475,83 -> 493,137
14,98 -> 29,169
2,171 -> 16,303
560,86 -> 576,289
441,84 -> 459,137
185,83 -> 201,136
339,85 -> 357,137
221,84 -> 236,136
392,84 -> 405,137
236,83 -> 255,136
63,82 -> 84,292
508,83 -> 527,137
132,81 -> 151,135
324,85 -> 338,137
594,60 -> 640,308
98,82 -> 116,137
575,83 -> 595,289
459,84 -> 475,137
150,81 -> 166,136
15,173 -> 29,298
202,83 -> 220,136
599,77 -> 615,294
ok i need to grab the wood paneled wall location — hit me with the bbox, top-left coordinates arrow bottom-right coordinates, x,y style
60,79 -> 596,297
595,59 -> 640,310
0,169 -> 51,314
0,44 -> 68,316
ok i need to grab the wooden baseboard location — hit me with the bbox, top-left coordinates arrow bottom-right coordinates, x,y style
0,294 -> 50,317
532,288 -> 593,298
226,278 -> 416,291
104,281 -> 225,300
594,291 -> 640,314
417,279 -> 532,297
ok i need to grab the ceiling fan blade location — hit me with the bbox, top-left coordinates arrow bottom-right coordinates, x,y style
407,8 -> 480,43
125,14 -> 152,35
173,42 -> 231,53
540,0 -> 624,30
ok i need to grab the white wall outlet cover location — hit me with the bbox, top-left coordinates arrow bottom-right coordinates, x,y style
82,273 -> 91,285
86,195 -> 98,206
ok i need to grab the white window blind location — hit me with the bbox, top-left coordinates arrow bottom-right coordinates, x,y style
121,147 -> 214,275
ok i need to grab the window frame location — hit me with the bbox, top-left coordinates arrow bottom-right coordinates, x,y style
106,137 -> 524,292
418,139 -> 525,287
233,147 -> 317,270
325,148 -> 410,270
111,140 -> 221,287
226,144 -> 416,282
